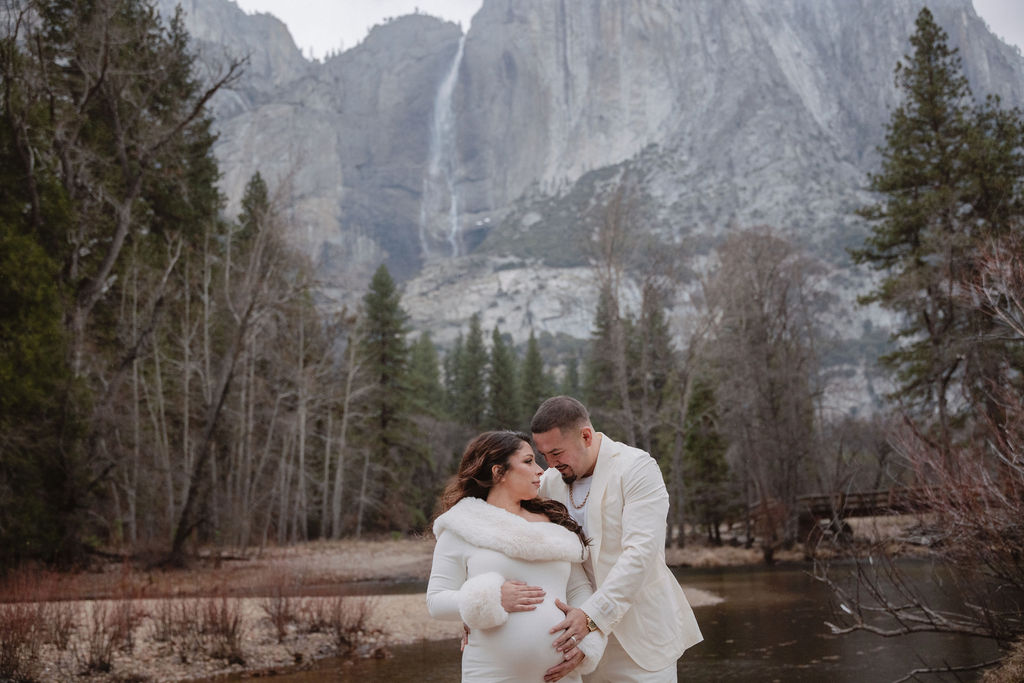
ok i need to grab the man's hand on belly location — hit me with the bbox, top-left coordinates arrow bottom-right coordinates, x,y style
550,599 -> 589,651
544,598 -> 587,681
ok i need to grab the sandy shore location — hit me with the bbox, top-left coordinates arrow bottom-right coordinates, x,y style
24,588 -> 722,682
12,528 -> 912,682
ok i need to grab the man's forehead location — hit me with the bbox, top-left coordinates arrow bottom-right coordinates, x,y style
533,427 -> 573,450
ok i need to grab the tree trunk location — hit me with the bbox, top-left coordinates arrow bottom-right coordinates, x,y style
355,448 -> 371,538
295,314 -> 308,540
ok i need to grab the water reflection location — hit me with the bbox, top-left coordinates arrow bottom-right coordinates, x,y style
675,561 -> 998,682
220,560 -> 1000,682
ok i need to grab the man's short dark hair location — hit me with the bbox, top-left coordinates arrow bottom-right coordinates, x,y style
530,396 -> 590,434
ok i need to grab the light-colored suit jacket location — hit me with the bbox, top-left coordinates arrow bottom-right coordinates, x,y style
539,433 -> 702,671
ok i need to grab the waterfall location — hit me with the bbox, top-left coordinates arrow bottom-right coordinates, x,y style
420,34 -> 466,259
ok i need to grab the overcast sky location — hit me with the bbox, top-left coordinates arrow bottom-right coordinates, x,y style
233,0 -> 1022,60
234,0 -> 482,58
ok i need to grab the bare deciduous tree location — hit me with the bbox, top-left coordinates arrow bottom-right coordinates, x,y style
815,234 -> 1024,678
705,227 -> 832,562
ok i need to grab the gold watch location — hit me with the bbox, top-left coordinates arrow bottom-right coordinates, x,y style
585,614 -> 599,633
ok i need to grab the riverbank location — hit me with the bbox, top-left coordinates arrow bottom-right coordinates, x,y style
1,516 -> 932,682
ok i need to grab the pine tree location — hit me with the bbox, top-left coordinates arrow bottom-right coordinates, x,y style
444,334 -> 464,415
454,314 -> 488,430
238,171 -> 270,242
632,282 -> 676,454
398,329 -> 449,530
488,327 -> 521,429
0,26 -> 83,563
582,288 -> 635,440
583,288 -> 619,409
0,221 -> 79,563
360,265 -> 410,430
560,355 -> 581,398
520,330 -> 554,424
683,376 -> 730,544
408,331 -> 445,418
851,7 -> 1024,443
356,264 -> 415,529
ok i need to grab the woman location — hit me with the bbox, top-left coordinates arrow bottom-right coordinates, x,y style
427,431 -> 606,682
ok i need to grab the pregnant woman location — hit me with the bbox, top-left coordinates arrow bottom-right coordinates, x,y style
427,431 -> 606,682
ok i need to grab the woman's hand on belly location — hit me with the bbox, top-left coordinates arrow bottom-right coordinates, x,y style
501,579 -> 546,612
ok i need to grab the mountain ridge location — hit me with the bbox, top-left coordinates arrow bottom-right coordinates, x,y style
157,0 -> 1024,358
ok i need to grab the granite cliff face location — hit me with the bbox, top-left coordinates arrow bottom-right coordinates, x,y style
158,0 -> 464,286
456,0 -> 1023,248
160,0 -> 1024,352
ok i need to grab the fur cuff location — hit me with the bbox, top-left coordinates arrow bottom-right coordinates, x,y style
457,572 -> 508,630
576,630 -> 607,675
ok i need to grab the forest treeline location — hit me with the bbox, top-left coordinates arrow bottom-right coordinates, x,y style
1,0 -> 1023,629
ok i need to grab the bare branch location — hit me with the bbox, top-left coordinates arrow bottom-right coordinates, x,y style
889,658 -> 1003,683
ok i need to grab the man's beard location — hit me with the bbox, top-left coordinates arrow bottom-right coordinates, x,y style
560,472 -> 576,485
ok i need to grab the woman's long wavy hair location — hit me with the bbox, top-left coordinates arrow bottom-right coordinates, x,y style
438,431 -> 588,548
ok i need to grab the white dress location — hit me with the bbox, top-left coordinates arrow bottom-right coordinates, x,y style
427,497 -> 607,682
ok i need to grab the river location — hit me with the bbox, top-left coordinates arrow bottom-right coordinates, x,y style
226,559 -> 1001,681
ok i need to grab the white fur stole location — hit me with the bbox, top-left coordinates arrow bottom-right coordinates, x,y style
433,496 -> 588,563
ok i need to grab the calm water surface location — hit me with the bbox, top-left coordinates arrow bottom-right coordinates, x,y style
223,560 -> 1000,682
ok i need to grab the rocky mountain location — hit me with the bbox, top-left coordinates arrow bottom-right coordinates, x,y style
158,0 -> 1024,366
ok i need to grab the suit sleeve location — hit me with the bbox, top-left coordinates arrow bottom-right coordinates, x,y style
426,531 -> 509,629
580,455 -> 668,633
567,560 -> 607,674
566,559 -> 594,608
538,468 -> 562,501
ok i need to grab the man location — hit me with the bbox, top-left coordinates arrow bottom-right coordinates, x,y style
531,396 -> 702,682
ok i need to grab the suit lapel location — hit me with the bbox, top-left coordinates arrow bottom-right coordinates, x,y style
585,433 -> 615,568
541,468 -> 568,506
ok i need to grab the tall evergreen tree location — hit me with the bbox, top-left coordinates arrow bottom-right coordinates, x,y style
237,171 -> 269,242
453,314 -> 488,430
360,264 -> 410,433
444,334 -> 464,416
356,264 -> 415,528
520,330 -> 554,423
560,355 -> 581,398
683,376 -> 731,545
408,331 -> 445,418
0,16 -> 84,562
631,282 -> 676,453
583,290 -> 616,408
582,289 -> 635,440
0,221 -> 81,563
851,7 -> 1024,444
487,327 -> 520,429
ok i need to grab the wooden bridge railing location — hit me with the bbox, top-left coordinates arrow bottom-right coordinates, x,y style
747,487 -> 926,545
795,487 -> 923,519
749,487 -> 925,525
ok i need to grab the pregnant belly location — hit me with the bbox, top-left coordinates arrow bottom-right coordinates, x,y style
466,600 -> 566,679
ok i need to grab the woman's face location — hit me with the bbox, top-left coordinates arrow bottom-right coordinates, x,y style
494,441 -> 544,501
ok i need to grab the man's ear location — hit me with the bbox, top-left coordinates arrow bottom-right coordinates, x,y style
580,425 -> 593,447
